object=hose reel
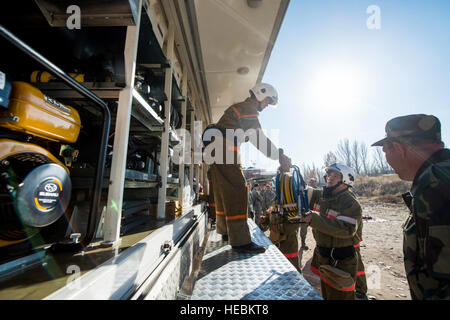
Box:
[275,165,309,223]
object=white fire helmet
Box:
[250,83,278,107]
[324,163,356,187]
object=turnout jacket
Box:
[403,148,450,300]
[216,98,279,160]
[308,188,362,249]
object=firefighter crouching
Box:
[302,163,362,300]
[260,168,308,273]
[261,211,302,273]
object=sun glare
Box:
[307,64,364,113]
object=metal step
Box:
[190,219,322,300]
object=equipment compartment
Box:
[0,81,81,143]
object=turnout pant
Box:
[300,223,308,245]
[355,246,368,294]
[210,163,251,247]
[279,223,301,272]
[311,248,357,300]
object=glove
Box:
[269,213,284,226]
[278,149,291,173]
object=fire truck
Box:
[0,0,320,300]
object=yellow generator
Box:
[0,81,81,248]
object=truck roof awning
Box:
[193,0,290,123]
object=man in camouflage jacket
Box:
[372,114,450,300]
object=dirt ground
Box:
[296,197,412,300]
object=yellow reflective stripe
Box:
[283,175,289,204]
[289,176,295,206]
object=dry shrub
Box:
[353,174,411,200]
[375,194,404,204]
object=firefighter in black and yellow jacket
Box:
[302,163,362,300]
[203,83,292,253]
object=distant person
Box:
[251,184,265,229]
[308,177,318,188]
[302,163,362,300]
[372,114,450,300]
[248,184,254,220]
[262,184,276,213]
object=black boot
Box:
[355,291,369,300]
[222,234,228,242]
[232,242,266,254]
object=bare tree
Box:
[301,163,310,180]
[323,151,337,167]
[301,163,318,181]
[336,138,352,167]
[351,140,362,174]
[360,142,370,175]
[373,147,392,174]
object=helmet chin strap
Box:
[256,101,263,112]
[322,181,343,197]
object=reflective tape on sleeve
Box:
[336,215,357,225]
[231,106,258,120]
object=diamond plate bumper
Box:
[191,219,322,300]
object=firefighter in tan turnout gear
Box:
[354,218,368,299]
[204,83,292,253]
[302,163,363,300]
[263,212,302,272]
[262,167,309,273]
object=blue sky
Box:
[242,0,450,170]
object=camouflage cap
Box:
[371,114,442,146]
